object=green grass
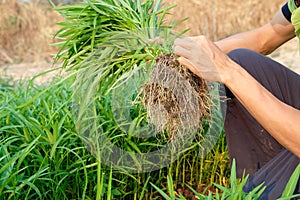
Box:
[0,78,93,199]
[0,77,230,199]
[151,159,300,200]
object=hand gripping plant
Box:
[54,0,216,172]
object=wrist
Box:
[219,57,240,85]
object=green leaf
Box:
[150,182,171,200]
[280,164,300,198]
[107,167,113,200]
[230,159,237,193]
[139,176,151,200]
[185,184,206,198]
[167,174,175,200]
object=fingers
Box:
[173,44,191,59]
[172,36,223,82]
[173,37,194,50]
[177,56,194,71]
[173,36,206,79]
[173,37,198,59]
[173,37,195,70]
[178,57,202,77]
[177,57,202,78]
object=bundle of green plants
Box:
[52,0,220,174]
[53,0,182,68]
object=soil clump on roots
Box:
[141,54,212,141]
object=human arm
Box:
[173,36,300,158]
[215,9,296,54]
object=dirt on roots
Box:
[141,54,212,140]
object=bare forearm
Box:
[215,31,265,54]
[215,10,295,55]
[173,35,300,157]
[224,61,300,157]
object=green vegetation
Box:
[151,160,300,200]
[0,77,229,199]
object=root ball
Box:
[141,54,212,140]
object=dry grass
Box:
[0,0,61,64]
[0,0,287,64]
[164,0,287,39]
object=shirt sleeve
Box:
[282,2,292,22]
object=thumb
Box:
[178,57,202,78]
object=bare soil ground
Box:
[0,61,64,85]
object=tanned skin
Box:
[173,9,300,158]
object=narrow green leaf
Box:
[230,159,237,193]
[0,136,39,175]
[150,182,171,200]
[139,176,151,200]
[281,164,300,198]
[167,174,175,200]
[107,167,113,200]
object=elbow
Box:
[257,39,278,55]
[260,47,276,55]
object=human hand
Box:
[173,36,232,83]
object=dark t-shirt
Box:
[282,2,292,22]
